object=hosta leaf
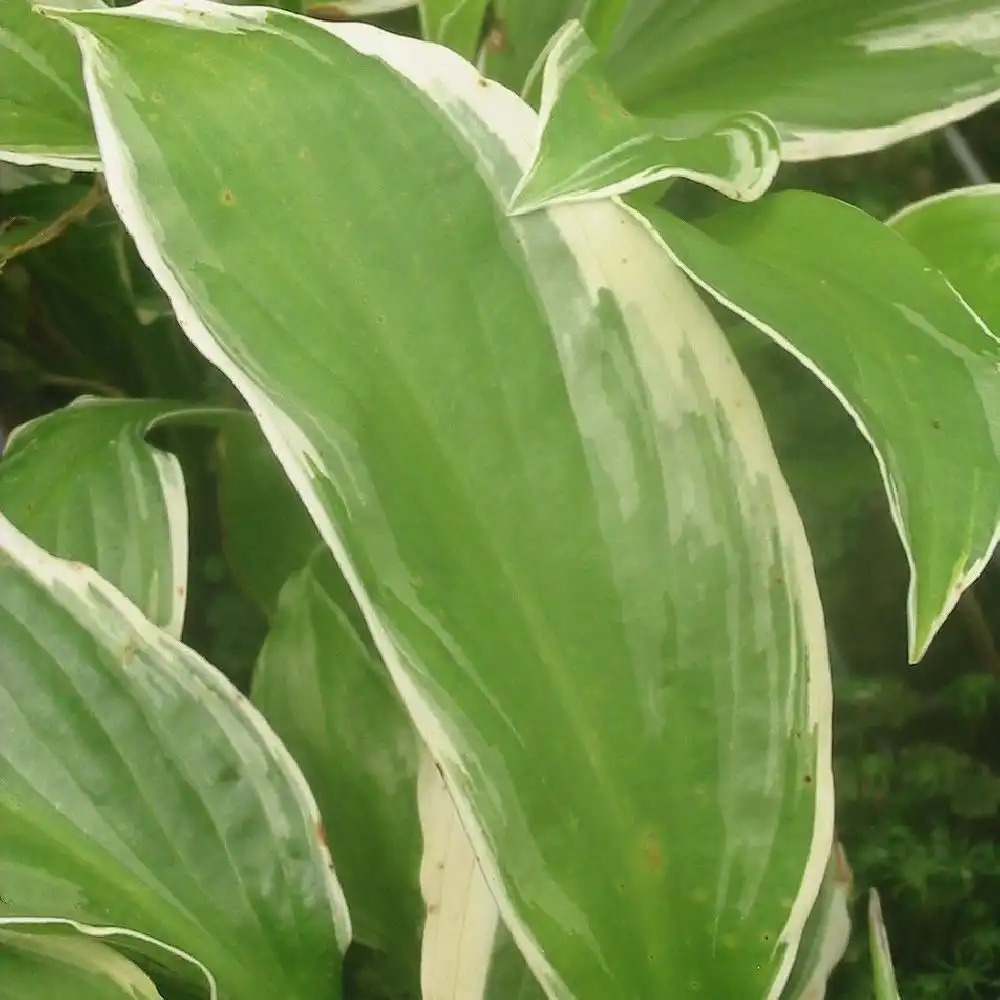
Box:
[0,0,97,169]
[604,1,1000,161]
[508,20,779,214]
[0,397,188,634]
[252,548,423,986]
[645,191,1000,661]
[0,513,349,1000]
[419,0,487,59]
[217,415,320,615]
[868,892,902,1000]
[0,931,164,1000]
[53,3,833,998]
[889,184,1000,334]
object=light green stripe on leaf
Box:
[49,3,833,997]
[644,192,1000,662]
[419,0,487,59]
[868,891,902,1000]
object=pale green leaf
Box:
[889,184,1000,335]
[645,191,1000,661]
[868,891,902,1000]
[508,20,779,214]
[0,397,189,635]
[419,0,487,59]
[217,415,320,615]
[53,4,833,997]
[0,0,97,169]
[604,1,1000,160]
[0,930,164,1000]
[0,512,349,1000]
[252,548,423,986]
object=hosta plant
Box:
[3,2,1000,998]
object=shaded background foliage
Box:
[1,43,998,1000]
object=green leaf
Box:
[53,4,834,998]
[508,20,780,214]
[252,548,423,986]
[645,191,1000,661]
[217,415,320,615]
[603,0,1000,160]
[0,930,164,1000]
[889,184,1000,335]
[0,178,103,267]
[0,512,349,1000]
[419,0,487,59]
[0,397,189,634]
[868,891,902,1000]
[0,0,97,169]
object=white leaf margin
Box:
[46,5,835,999]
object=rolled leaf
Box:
[0,0,97,169]
[603,0,1000,160]
[508,21,780,214]
[0,930,164,1000]
[889,184,1000,333]
[51,4,833,998]
[0,397,189,634]
[0,512,349,1000]
[252,548,423,985]
[645,191,1000,661]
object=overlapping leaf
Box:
[646,191,1000,660]
[0,397,188,633]
[252,548,423,988]
[51,4,833,998]
[0,512,349,1000]
[508,21,780,214]
[0,0,97,169]
[0,931,164,1000]
[602,0,1000,160]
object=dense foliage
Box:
[2,3,1000,999]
